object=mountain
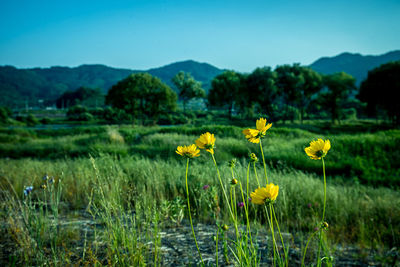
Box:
[309,50,400,85]
[147,60,224,90]
[0,60,224,108]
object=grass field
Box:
[0,120,399,266]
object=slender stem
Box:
[239,182,250,231]
[231,186,242,263]
[256,163,279,264]
[321,157,327,223]
[185,158,204,266]
[272,205,288,267]
[269,204,276,266]
[301,230,319,267]
[216,227,219,267]
[259,139,269,184]
[317,157,327,266]
[211,154,235,221]
[252,162,261,187]
[246,162,250,218]
[211,154,241,263]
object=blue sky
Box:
[0,0,399,72]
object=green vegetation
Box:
[106,73,177,123]
[208,70,245,118]
[275,64,323,123]
[1,122,398,186]
[0,120,399,265]
[56,86,104,109]
[0,60,223,108]
[2,57,400,127]
[359,61,400,124]
[172,71,205,111]
[1,52,400,265]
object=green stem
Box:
[216,227,219,267]
[246,162,250,218]
[321,157,327,223]
[231,186,242,263]
[239,182,251,237]
[211,154,241,263]
[317,157,327,266]
[252,162,261,187]
[272,205,288,267]
[259,139,269,184]
[185,158,204,266]
[301,230,319,267]
[237,176,256,266]
[211,154,235,221]
[269,204,276,266]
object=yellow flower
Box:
[250,183,279,204]
[176,144,200,158]
[305,139,331,160]
[242,118,272,143]
[195,132,216,154]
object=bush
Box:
[90,107,104,118]
[26,114,39,126]
[0,107,12,123]
[40,117,52,124]
[342,108,357,120]
[158,113,189,125]
[103,107,132,122]
[77,112,94,121]
[67,105,88,121]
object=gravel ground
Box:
[157,223,398,266]
[1,216,398,266]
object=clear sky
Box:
[0,0,399,72]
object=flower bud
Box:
[228,159,237,168]
[250,153,258,162]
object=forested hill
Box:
[0,60,223,107]
[147,60,224,90]
[309,50,400,85]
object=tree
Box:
[66,105,94,121]
[0,106,12,124]
[106,73,177,123]
[275,64,323,123]
[245,67,278,118]
[56,86,103,109]
[208,70,244,118]
[319,72,356,123]
[358,61,400,124]
[172,71,205,111]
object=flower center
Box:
[316,150,324,158]
[257,131,266,139]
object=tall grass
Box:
[1,124,398,186]
[1,155,398,248]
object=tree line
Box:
[51,61,400,125]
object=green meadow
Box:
[0,121,399,266]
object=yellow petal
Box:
[256,118,267,131]
[324,139,331,153]
[195,139,205,149]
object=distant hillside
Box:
[309,50,400,85]
[147,60,224,90]
[0,60,223,108]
